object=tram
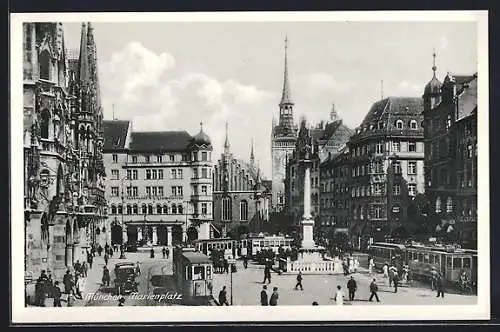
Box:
[241,235,294,258]
[194,238,240,259]
[172,246,213,305]
[368,242,406,271]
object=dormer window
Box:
[395,120,404,129]
[410,120,418,130]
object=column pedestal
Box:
[152,226,158,245]
[138,227,143,242]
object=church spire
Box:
[432,48,437,77]
[330,103,338,122]
[78,22,89,84]
[224,121,230,154]
[250,138,255,164]
[280,36,293,105]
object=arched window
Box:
[240,200,248,221]
[222,197,231,221]
[163,204,169,214]
[141,204,147,214]
[157,204,162,214]
[171,204,177,214]
[178,205,183,214]
[40,109,50,139]
[126,204,132,215]
[133,204,138,214]
[148,204,153,214]
[410,120,418,129]
[111,205,117,214]
[435,197,442,213]
[446,197,453,213]
[117,204,123,215]
[395,120,404,129]
[39,50,51,80]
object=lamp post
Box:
[119,177,128,259]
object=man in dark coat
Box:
[369,278,380,302]
[295,271,303,290]
[347,276,357,301]
[260,285,268,305]
[74,260,82,274]
[243,255,248,269]
[436,275,445,298]
[63,270,74,294]
[262,265,271,284]
[269,287,279,306]
[218,286,229,305]
[393,272,400,293]
[52,281,62,307]
[162,247,166,259]
[87,252,93,269]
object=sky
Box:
[63,21,477,179]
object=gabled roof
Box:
[129,131,193,152]
[102,120,130,151]
[457,75,477,121]
[361,97,423,127]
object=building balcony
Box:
[119,195,186,201]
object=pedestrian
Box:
[82,261,88,277]
[104,253,109,266]
[368,257,374,275]
[347,276,357,301]
[223,259,229,274]
[52,281,62,307]
[97,244,103,256]
[63,269,74,295]
[150,248,155,259]
[166,247,170,259]
[102,266,110,287]
[45,272,53,298]
[118,297,126,306]
[74,260,82,275]
[243,255,248,269]
[218,286,230,306]
[260,285,268,306]
[34,279,45,306]
[135,261,141,276]
[436,275,445,298]
[393,272,400,293]
[269,287,279,306]
[262,265,271,284]
[75,273,84,299]
[162,247,166,259]
[66,290,75,307]
[342,259,349,276]
[109,247,114,258]
[105,243,109,254]
[294,271,303,290]
[383,263,389,278]
[91,245,96,258]
[334,285,344,305]
[369,278,380,302]
[88,252,93,269]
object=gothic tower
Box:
[271,37,298,212]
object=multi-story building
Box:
[422,54,477,248]
[23,22,106,282]
[271,38,298,212]
[213,125,271,238]
[347,96,425,245]
[319,146,351,240]
[102,121,214,247]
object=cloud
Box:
[397,80,422,95]
[306,73,355,95]
[99,42,276,177]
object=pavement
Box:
[211,259,478,306]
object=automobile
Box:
[124,241,138,252]
[114,262,139,295]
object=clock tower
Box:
[271,36,298,212]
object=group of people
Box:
[331,277,381,304]
[260,285,279,306]
[341,255,360,275]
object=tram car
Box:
[406,244,475,287]
[194,238,240,259]
[368,242,406,272]
[241,235,294,259]
[172,246,213,305]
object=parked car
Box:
[114,262,138,295]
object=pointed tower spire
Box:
[330,103,338,122]
[250,138,255,164]
[432,48,437,77]
[78,22,89,84]
[224,121,230,154]
[280,36,293,105]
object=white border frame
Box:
[10,10,490,323]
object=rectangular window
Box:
[132,187,138,197]
[408,161,417,175]
[158,186,163,197]
[409,142,417,152]
[157,155,162,163]
[126,170,132,180]
[152,186,158,197]
[393,161,402,174]
[178,186,183,196]
[146,187,151,197]
[111,169,119,180]
[178,169,183,179]
[392,142,400,152]
[158,169,163,179]
[146,169,151,180]
[112,154,118,163]
[170,154,175,162]
[193,168,198,179]
[171,186,176,196]
[171,169,177,179]
[202,203,207,215]
[202,152,208,161]
[152,169,157,180]
[408,184,416,197]
[201,185,207,195]
[202,168,208,178]
[182,154,188,162]
[126,186,132,197]
[145,155,150,163]
[393,184,400,195]
[111,187,119,197]
[376,142,384,154]
[193,185,199,195]
[132,155,137,163]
